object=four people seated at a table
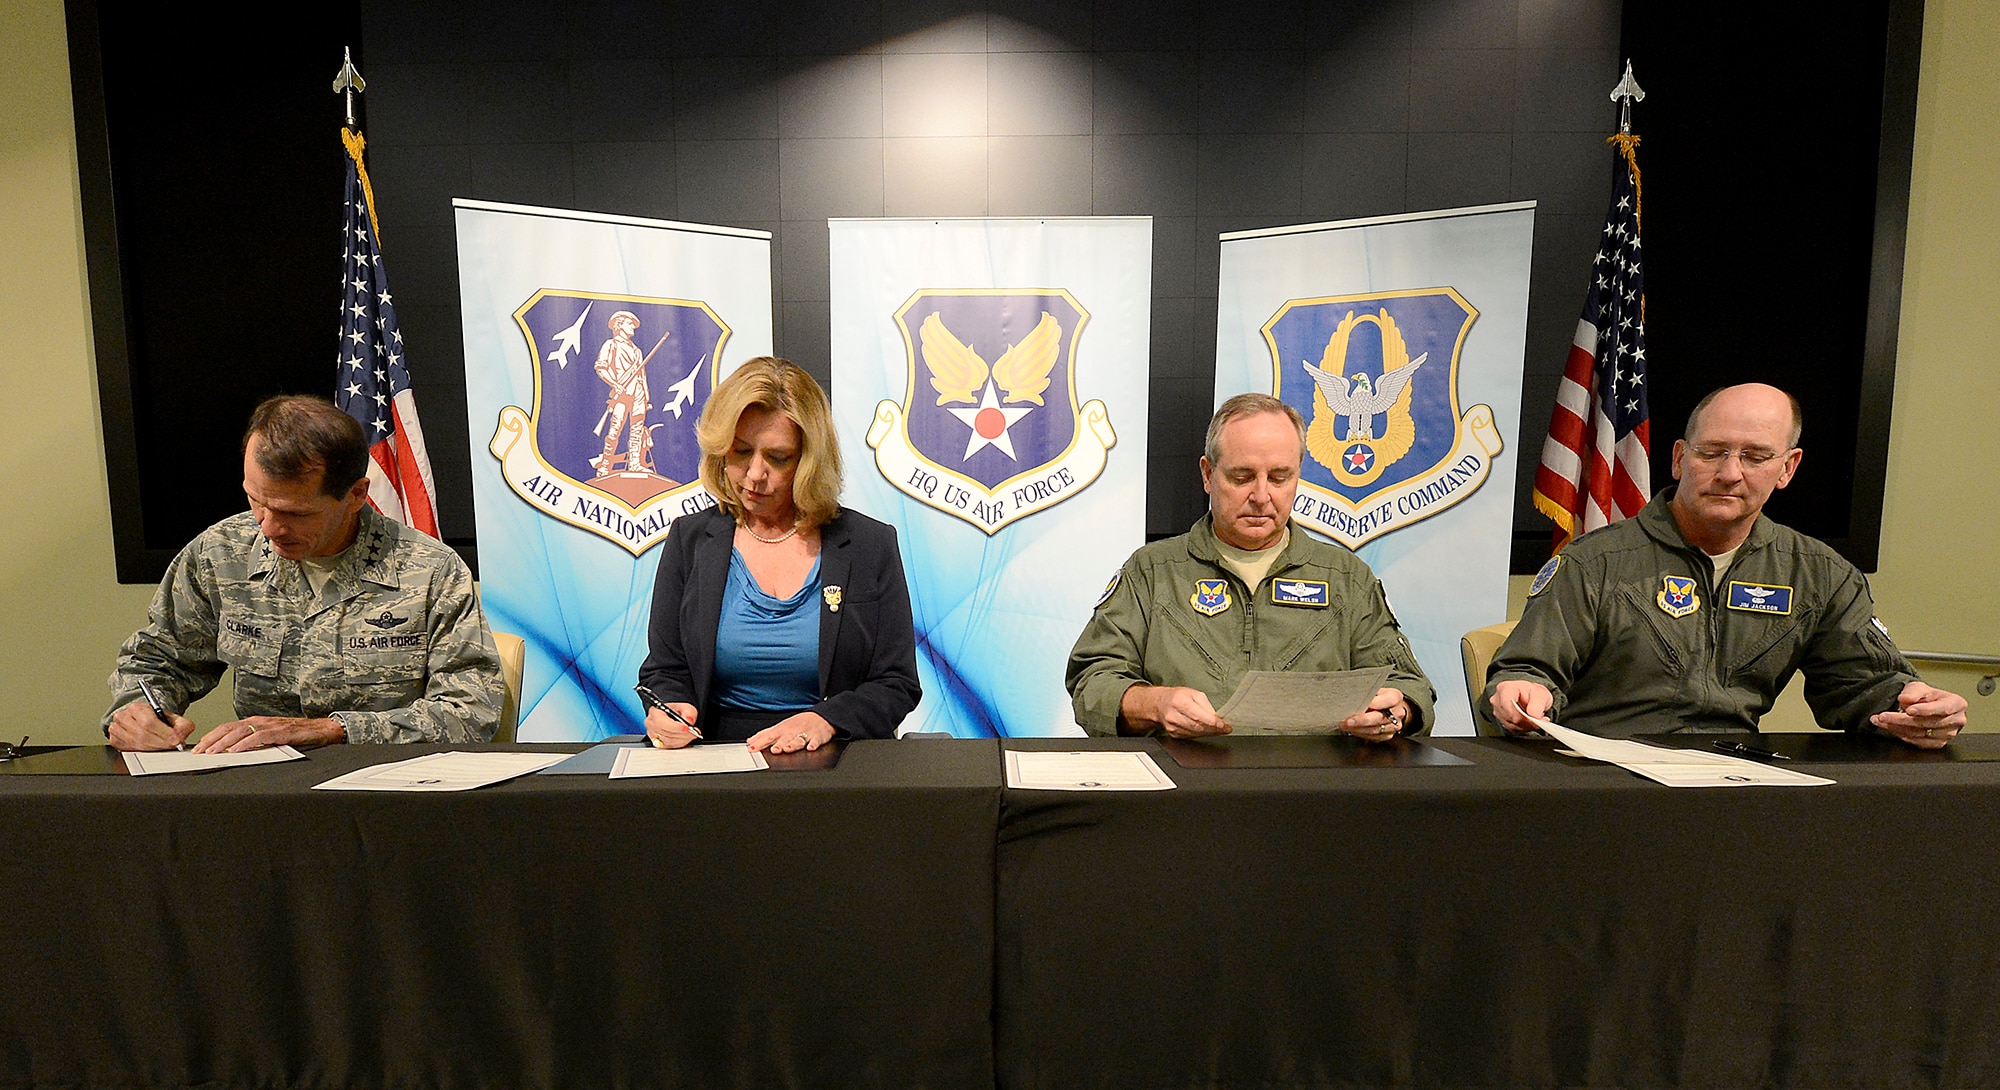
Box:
[104,381,1966,751]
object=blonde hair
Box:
[696,357,843,529]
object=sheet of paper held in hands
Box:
[610,744,769,778]
[312,751,568,792]
[122,746,305,776]
[1533,719,1834,787]
[1005,750,1176,791]
[1215,666,1393,733]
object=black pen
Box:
[137,678,188,751]
[635,685,702,743]
[1712,739,1789,761]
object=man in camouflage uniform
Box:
[105,395,501,752]
[1485,383,1967,748]
[1067,393,1434,739]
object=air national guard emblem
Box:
[1657,575,1700,618]
[490,290,729,555]
[1264,289,1506,548]
[867,289,1116,534]
[1191,579,1232,616]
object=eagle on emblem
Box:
[1302,308,1426,476]
[920,311,1061,407]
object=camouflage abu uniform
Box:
[1066,516,1435,736]
[104,505,501,743]
[1482,489,1916,735]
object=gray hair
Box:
[1203,393,1305,465]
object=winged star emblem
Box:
[920,310,1061,460]
[1745,586,1774,601]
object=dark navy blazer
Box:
[637,505,921,739]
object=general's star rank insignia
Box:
[1190,578,1232,616]
[1656,575,1700,618]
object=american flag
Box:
[1532,133,1649,552]
[334,126,439,538]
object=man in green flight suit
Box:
[1486,382,1967,747]
[1066,393,1435,739]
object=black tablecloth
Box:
[0,740,1002,1090]
[995,736,2000,1090]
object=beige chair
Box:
[491,630,526,744]
[1458,621,1517,737]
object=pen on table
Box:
[137,678,188,751]
[1711,739,1789,761]
[635,685,702,744]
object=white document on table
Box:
[122,746,305,776]
[312,751,568,792]
[1535,719,1834,787]
[1214,666,1393,733]
[1005,750,1176,791]
[609,744,769,778]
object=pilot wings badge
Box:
[1265,288,1506,548]
[867,289,1116,534]
[489,290,729,555]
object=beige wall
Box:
[6,0,1995,745]
[1,0,238,743]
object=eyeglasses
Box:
[1686,445,1789,468]
[0,736,27,762]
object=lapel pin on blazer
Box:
[823,585,843,613]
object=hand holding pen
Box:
[635,685,702,749]
[105,679,197,752]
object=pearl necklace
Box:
[740,522,800,545]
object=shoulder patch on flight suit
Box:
[1656,575,1700,618]
[1726,581,1793,615]
[1528,555,1561,597]
[1095,572,1121,609]
[1269,579,1328,608]
[1190,579,1232,616]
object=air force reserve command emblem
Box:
[1264,289,1505,548]
[867,289,1116,534]
[489,290,729,555]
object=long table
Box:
[6,735,2000,1090]
[0,740,1001,1090]
[996,735,2000,1090]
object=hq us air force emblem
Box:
[867,289,1116,534]
[489,291,729,555]
[1265,288,1507,548]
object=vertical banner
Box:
[1214,203,1533,736]
[456,199,773,740]
[831,218,1152,736]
